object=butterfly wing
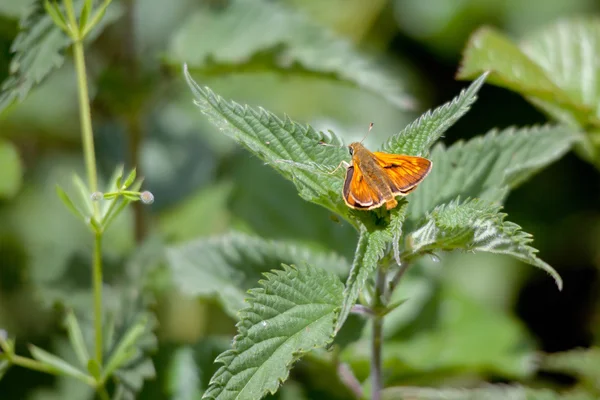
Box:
[372,152,432,195]
[342,163,385,210]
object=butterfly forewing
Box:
[372,152,432,194]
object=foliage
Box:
[165,232,349,318]
[202,265,343,400]
[0,1,598,400]
[459,17,600,167]
[168,0,415,111]
[0,0,123,114]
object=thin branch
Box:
[370,267,386,400]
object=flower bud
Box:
[90,192,103,201]
[140,191,154,205]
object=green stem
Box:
[72,40,99,217]
[73,36,104,370]
[370,267,386,400]
[93,232,104,366]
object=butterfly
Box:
[339,141,432,210]
[321,123,432,211]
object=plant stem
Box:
[73,36,104,369]
[93,232,104,365]
[72,40,99,216]
[383,261,411,304]
[370,267,386,400]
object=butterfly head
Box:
[348,142,362,156]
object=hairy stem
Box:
[93,232,103,365]
[73,40,99,215]
[370,267,386,400]
[73,36,104,371]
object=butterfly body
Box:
[342,142,432,211]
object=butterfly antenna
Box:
[318,141,338,147]
[359,122,374,144]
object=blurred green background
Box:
[1,0,599,399]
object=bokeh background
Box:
[0,0,599,399]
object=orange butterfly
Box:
[328,124,432,211]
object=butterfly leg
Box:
[328,160,350,175]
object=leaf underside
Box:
[171,0,415,110]
[406,198,562,290]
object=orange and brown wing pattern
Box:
[372,152,432,194]
[342,163,385,210]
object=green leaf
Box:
[28,344,93,384]
[87,359,101,380]
[0,0,124,114]
[382,385,596,400]
[44,1,70,34]
[81,0,115,38]
[541,347,600,390]
[166,232,349,318]
[336,225,391,332]
[520,18,600,121]
[72,174,94,216]
[407,124,580,221]
[202,265,343,400]
[0,359,10,380]
[458,20,600,128]
[122,167,137,189]
[64,310,90,368]
[184,67,350,218]
[0,1,71,114]
[170,0,415,110]
[78,0,92,31]
[405,198,562,290]
[168,347,202,400]
[103,316,149,380]
[56,184,87,223]
[381,73,488,156]
[106,312,158,399]
[0,138,23,199]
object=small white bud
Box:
[140,191,154,205]
[90,192,103,201]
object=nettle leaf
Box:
[184,66,350,218]
[202,265,343,400]
[381,385,596,400]
[0,0,123,114]
[170,0,415,110]
[381,72,488,156]
[405,198,562,290]
[541,347,600,390]
[407,124,579,220]
[166,232,349,318]
[458,19,600,128]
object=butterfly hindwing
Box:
[343,164,384,210]
[372,152,432,194]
